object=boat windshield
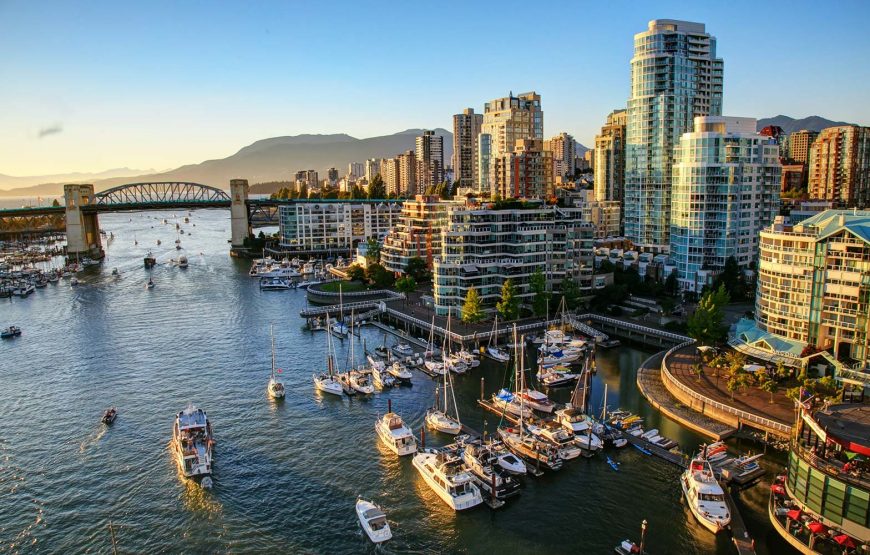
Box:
[368,515,388,530]
[699,493,725,502]
[450,483,470,497]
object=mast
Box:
[601,383,608,421]
[326,312,335,376]
[270,324,276,380]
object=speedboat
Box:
[392,343,414,357]
[172,404,215,489]
[537,366,580,387]
[681,455,731,533]
[375,412,417,456]
[356,498,392,544]
[349,370,375,395]
[518,389,555,413]
[1,326,22,339]
[491,389,531,419]
[456,350,480,368]
[412,450,483,511]
[424,359,448,375]
[102,407,117,424]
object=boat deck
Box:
[620,429,688,468]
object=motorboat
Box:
[444,354,468,374]
[537,365,580,387]
[101,407,117,425]
[1,326,22,339]
[375,412,417,456]
[486,345,510,363]
[178,256,189,269]
[369,360,396,389]
[111,267,120,276]
[70,277,79,286]
[554,407,603,451]
[518,389,555,413]
[424,359,448,375]
[172,404,215,489]
[349,370,375,395]
[412,450,483,511]
[146,279,154,289]
[457,439,522,499]
[267,325,286,400]
[498,426,563,472]
[144,253,156,268]
[260,277,291,291]
[392,343,414,357]
[331,320,349,338]
[355,498,392,544]
[527,422,584,460]
[386,362,412,384]
[681,455,731,533]
[456,350,479,368]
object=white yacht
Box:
[491,389,531,419]
[554,407,603,451]
[424,359,448,375]
[425,356,462,436]
[526,422,583,460]
[458,439,522,500]
[412,450,483,511]
[392,343,414,357]
[681,455,731,534]
[267,325,285,400]
[375,412,417,456]
[172,404,215,488]
[260,277,291,290]
[356,498,392,544]
[313,314,344,396]
[518,389,555,413]
[386,361,412,384]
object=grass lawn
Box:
[318,280,368,293]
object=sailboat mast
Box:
[270,324,276,379]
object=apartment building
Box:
[594,109,627,204]
[380,195,452,274]
[278,200,402,253]
[808,126,870,206]
[453,109,483,191]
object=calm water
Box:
[0,209,791,554]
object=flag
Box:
[277,368,282,373]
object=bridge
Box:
[0,179,282,256]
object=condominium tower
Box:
[453,108,483,190]
[479,92,543,194]
[594,109,627,203]
[808,126,870,207]
[787,129,819,164]
[415,131,444,192]
[670,117,781,292]
[544,132,576,181]
[624,19,724,252]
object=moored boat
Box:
[375,411,417,456]
[101,407,117,424]
[412,449,483,511]
[681,454,731,533]
[1,325,22,339]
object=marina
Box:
[0,209,795,554]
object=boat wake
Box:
[78,426,108,453]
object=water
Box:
[0,209,791,554]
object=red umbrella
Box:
[770,484,785,495]
[807,521,827,534]
[786,509,802,521]
[833,534,856,549]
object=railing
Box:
[661,341,793,435]
[582,313,692,343]
[793,440,870,491]
[299,297,403,317]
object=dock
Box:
[619,428,688,468]
[724,489,757,555]
[477,399,520,426]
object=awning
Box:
[807,521,827,535]
[834,534,857,549]
[786,509,803,521]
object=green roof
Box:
[797,209,870,244]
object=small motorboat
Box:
[146,279,155,289]
[70,277,79,286]
[101,407,117,425]
[356,498,392,544]
[496,449,527,475]
[1,325,22,339]
[111,268,119,276]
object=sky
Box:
[1,0,869,178]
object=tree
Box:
[298,183,308,199]
[691,362,704,382]
[367,174,386,199]
[727,376,740,401]
[529,268,550,317]
[496,279,520,321]
[664,270,679,297]
[365,237,381,263]
[687,284,730,346]
[712,256,747,301]
[405,256,430,282]
[394,276,417,304]
[560,277,583,310]
[346,264,366,282]
[351,184,365,199]
[759,375,779,403]
[365,263,394,289]
[51,198,61,207]
[775,361,790,380]
[461,287,484,323]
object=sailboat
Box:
[341,313,373,394]
[486,315,510,363]
[313,312,344,396]
[267,324,286,400]
[425,332,462,434]
[491,325,532,419]
[554,351,603,453]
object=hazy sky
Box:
[1,0,868,177]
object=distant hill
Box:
[0,168,155,197]
[756,115,855,134]
[0,129,453,197]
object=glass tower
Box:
[625,19,724,251]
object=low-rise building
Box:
[559,188,621,238]
[278,200,402,253]
[432,200,595,315]
[380,195,452,274]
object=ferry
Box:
[172,404,215,488]
[412,450,483,511]
[681,455,731,533]
[375,412,417,456]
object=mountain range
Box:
[1,115,856,197]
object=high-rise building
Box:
[544,132,576,181]
[808,126,870,206]
[397,150,417,196]
[294,169,319,191]
[594,109,627,203]
[482,92,543,160]
[364,159,380,183]
[477,133,492,196]
[787,129,819,164]
[670,117,781,292]
[625,19,724,252]
[380,158,399,196]
[432,200,595,315]
[415,131,444,192]
[380,195,453,274]
[278,200,403,253]
[327,167,339,186]
[731,211,870,369]
[347,162,364,181]
[492,139,554,199]
[453,108,483,191]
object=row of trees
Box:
[460,269,583,324]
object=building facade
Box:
[747,211,870,367]
[482,92,543,191]
[347,162,364,181]
[416,130,444,192]
[397,150,417,196]
[364,159,381,184]
[380,195,452,274]
[788,129,820,164]
[432,200,595,315]
[544,132,576,181]
[477,133,493,196]
[808,126,870,207]
[453,108,483,191]
[625,19,724,252]
[670,116,781,292]
[594,109,627,203]
[278,200,402,253]
[560,188,622,239]
[781,163,807,195]
[492,139,554,200]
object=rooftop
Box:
[796,210,870,244]
[814,403,870,453]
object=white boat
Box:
[527,422,583,460]
[458,439,522,499]
[313,313,344,396]
[681,455,731,533]
[145,278,154,289]
[355,499,392,544]
[456,350,479,368]
[425,343,462,435]
[518,389,555,413]
[371,365,396,389]
[375,412,417,456]
[491,388,531,419]
[537,368,580,388]
[331,320,348,338]
[424,359,448,375]
[349,370,374,395]
[444,353,468,374]
[498,426,563,472]
[554,408,603,451]
[172,404,215,488]
[260,277,290,290]
[178,256,189,269]
[386,361,412,384]
[412,450,483,511]
[267,325,286,400]
[392,343,414,357]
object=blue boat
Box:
[606,456,619,471]
[632,443,652,455]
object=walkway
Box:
[636,352,736,440]
[666,345,794,427]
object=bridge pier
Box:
[230,179,251,255]
[64,184,103,259]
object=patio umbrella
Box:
[786,509,802,521]
[770,484,785,495]
[807,521,827,535]
[833,534,856,549]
